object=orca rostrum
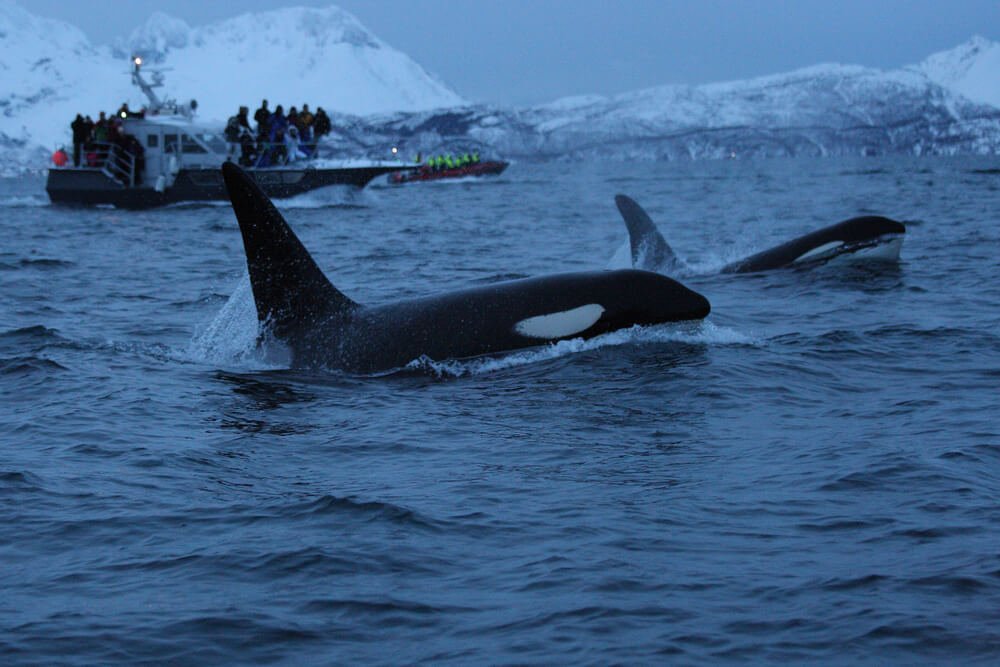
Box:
[614,194,906,274]
[222,163,711,373]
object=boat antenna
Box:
[130,56,194,118]
[131,56,163,110]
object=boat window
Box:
[147,134,159,148]
[164,134,179,153]
[199,133,228,153]
[181,134,208,154]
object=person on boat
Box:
[83,115,94,146]
[298,104,314,140]
[313,107,331,139]
[254,100,270,137]
[268,105,289,164]
[224,112,243,158]
[239,130,257,167]
[285,124,307,163]
[52,147,68,167]
[252,101,269,162]
[472,151,480,163]
[93,112,109,143]
[237,106,252,132]
[123,133,145,186]
[70,114,87,166]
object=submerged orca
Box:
[614,194,906,274]
[221,163,710,373]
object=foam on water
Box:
[406,320,756,377]
[0,194,48,207]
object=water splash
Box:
[406,320,756,377]
[187,275,287,368]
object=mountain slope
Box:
[325,51,1000,161]
[0,1,463,163]
[916,35,1000,109]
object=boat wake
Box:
[276,185,372,209]
[0,194,49,208]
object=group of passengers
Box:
[424,151,481,171]
[227,100,333,167]
[68,107,145,184]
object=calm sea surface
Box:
[1,157,999,664]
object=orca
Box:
[221,163,711,373]
[614,194,905,274]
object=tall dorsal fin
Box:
[222,162,358,339]
[614,195,683,273]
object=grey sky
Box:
[26,0,1000,106]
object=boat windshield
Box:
[180,132,227,154]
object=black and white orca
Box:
[221,163,711,373]
[614,194,906,274]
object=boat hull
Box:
[46,165,404,209]
[389,161,508,184]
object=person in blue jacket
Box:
[268,105,289,164]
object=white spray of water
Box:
[186,274,288,368]
[406,320,758,377]
[606,241,632,270]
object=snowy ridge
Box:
[324,53,1000,162]
[1,0,999,171]
[916,35,1000,109]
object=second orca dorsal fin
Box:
[614,195,683,273]
[222,162,358,339]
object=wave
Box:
[0,355,68,376]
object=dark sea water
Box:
[1,157,999,664]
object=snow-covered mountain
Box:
[332,39,1000,162]
[1,0,999,171]
[916,36,1000,109]
[0,0,463,170]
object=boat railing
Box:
[82,142,137,187]
[249,140,319,168]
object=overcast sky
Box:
[26,0,1000,106]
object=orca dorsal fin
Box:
[614,195,683,273]
[222,162,358,338]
